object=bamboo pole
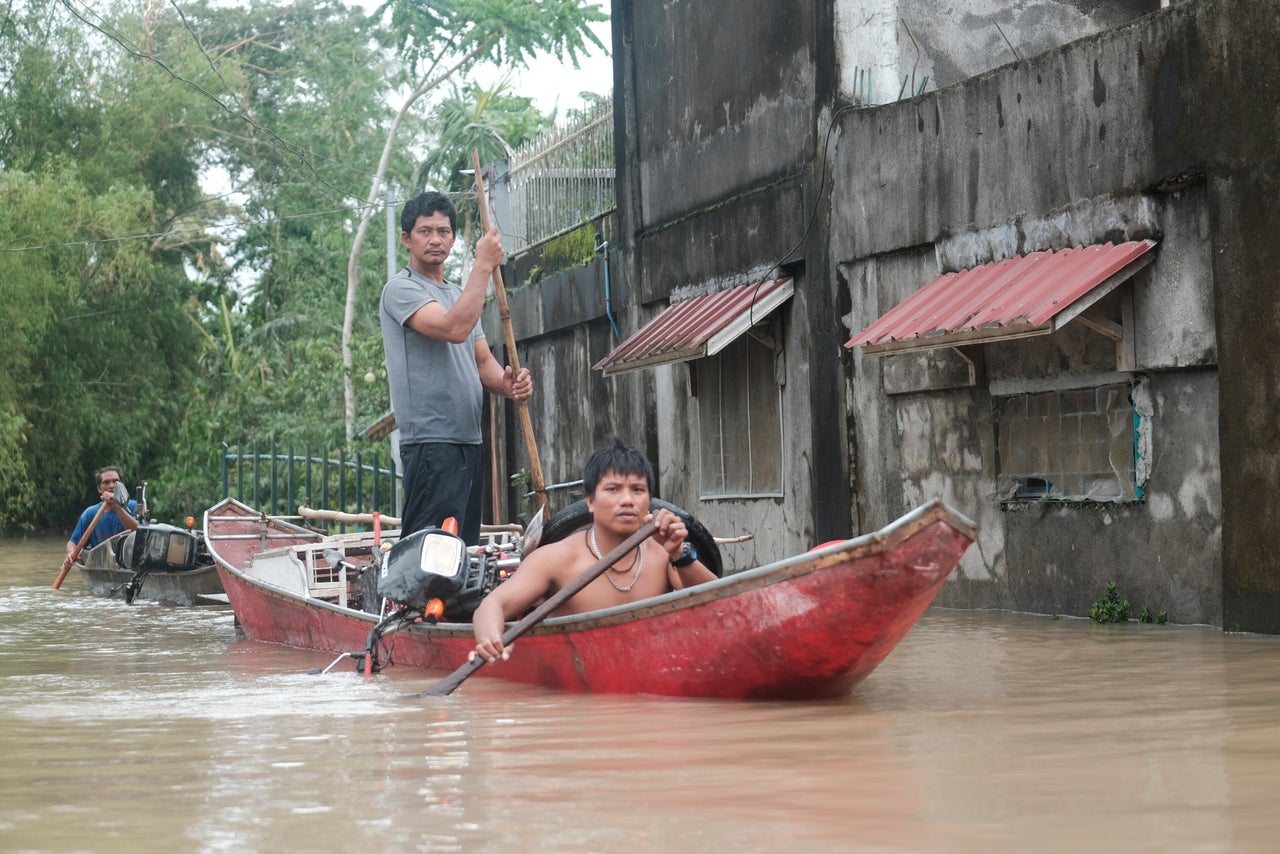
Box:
[296,505,523,534]
[52,503,108,590]
[471,149,548,513]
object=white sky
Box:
[483,4,613,114]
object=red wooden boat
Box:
[204,497,976,700]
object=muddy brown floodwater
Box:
[3,535,1279,852]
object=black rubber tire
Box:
[539,497,723,577]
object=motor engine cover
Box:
[115,524,199,572]
[378,527,468,609]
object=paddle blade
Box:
[520,506,545,557]
[419,657,483,697]
[50,562,73,591]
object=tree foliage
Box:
[340,0,606,441]
[416,78,549,193]
[0,0,608,533]
[1,1,213,529]
[377,0,606,74]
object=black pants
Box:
[399,442,484,545]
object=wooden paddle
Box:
[470,149,547,513]
[420,519,658,697]
[51,502,108,590]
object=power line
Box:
[57,0,381,207]
[0,190,476,254]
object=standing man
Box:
[380,191,533,545]
[62,466,139,571]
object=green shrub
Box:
[1089,582,1130,623]
[1138,606,1168,624]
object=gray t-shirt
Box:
[380,266,486,444]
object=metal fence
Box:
[500,97,614,253]
[220,443,399,532]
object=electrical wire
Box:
[746,102,860,325]
[4,1,470,256]
[58,0,377,206]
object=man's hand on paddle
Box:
[648,507,690,561]
[470,629,511,665]
[468,558,552,664]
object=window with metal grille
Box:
[996,382,1142,503]
[696,333,784,498]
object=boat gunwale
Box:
[205,496,976,638]
[77,562,222,580]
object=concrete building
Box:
[490,0,1280,631]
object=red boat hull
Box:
[206,499,976,700]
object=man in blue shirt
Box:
[62,466,139,571]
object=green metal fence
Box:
[220,442,399,532]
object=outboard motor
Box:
[378,526,515,621]
[333,527,520,676]
[110,522,202,604]
[115,523,200,573]
[378,526,472,616]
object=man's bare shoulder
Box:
[520,531,589,581]
[525,532,586,561]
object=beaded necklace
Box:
[587,526,645,592]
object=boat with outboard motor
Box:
[76,525,222,606]
[203,495,976,700]
[71,482,223,606]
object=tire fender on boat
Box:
[539,498,724,577]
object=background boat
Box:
[77,525,223,606]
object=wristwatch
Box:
[670,541,698,568]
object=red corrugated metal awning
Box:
[595,278,794,376]
[845,240,1156,355]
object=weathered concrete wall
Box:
[629,0,815,227]
[835,0,1159,106]
[834,0,1277,627]
[633,178,809,305]
[937,369,1222,618]
[831,35,1164,255]
[498,0,1279,630]
[592,0,1163,556]
[610,0,842,557]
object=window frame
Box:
[694,327,786,501]
[995,379,1147,508]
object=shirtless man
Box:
[470,439,717,663]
